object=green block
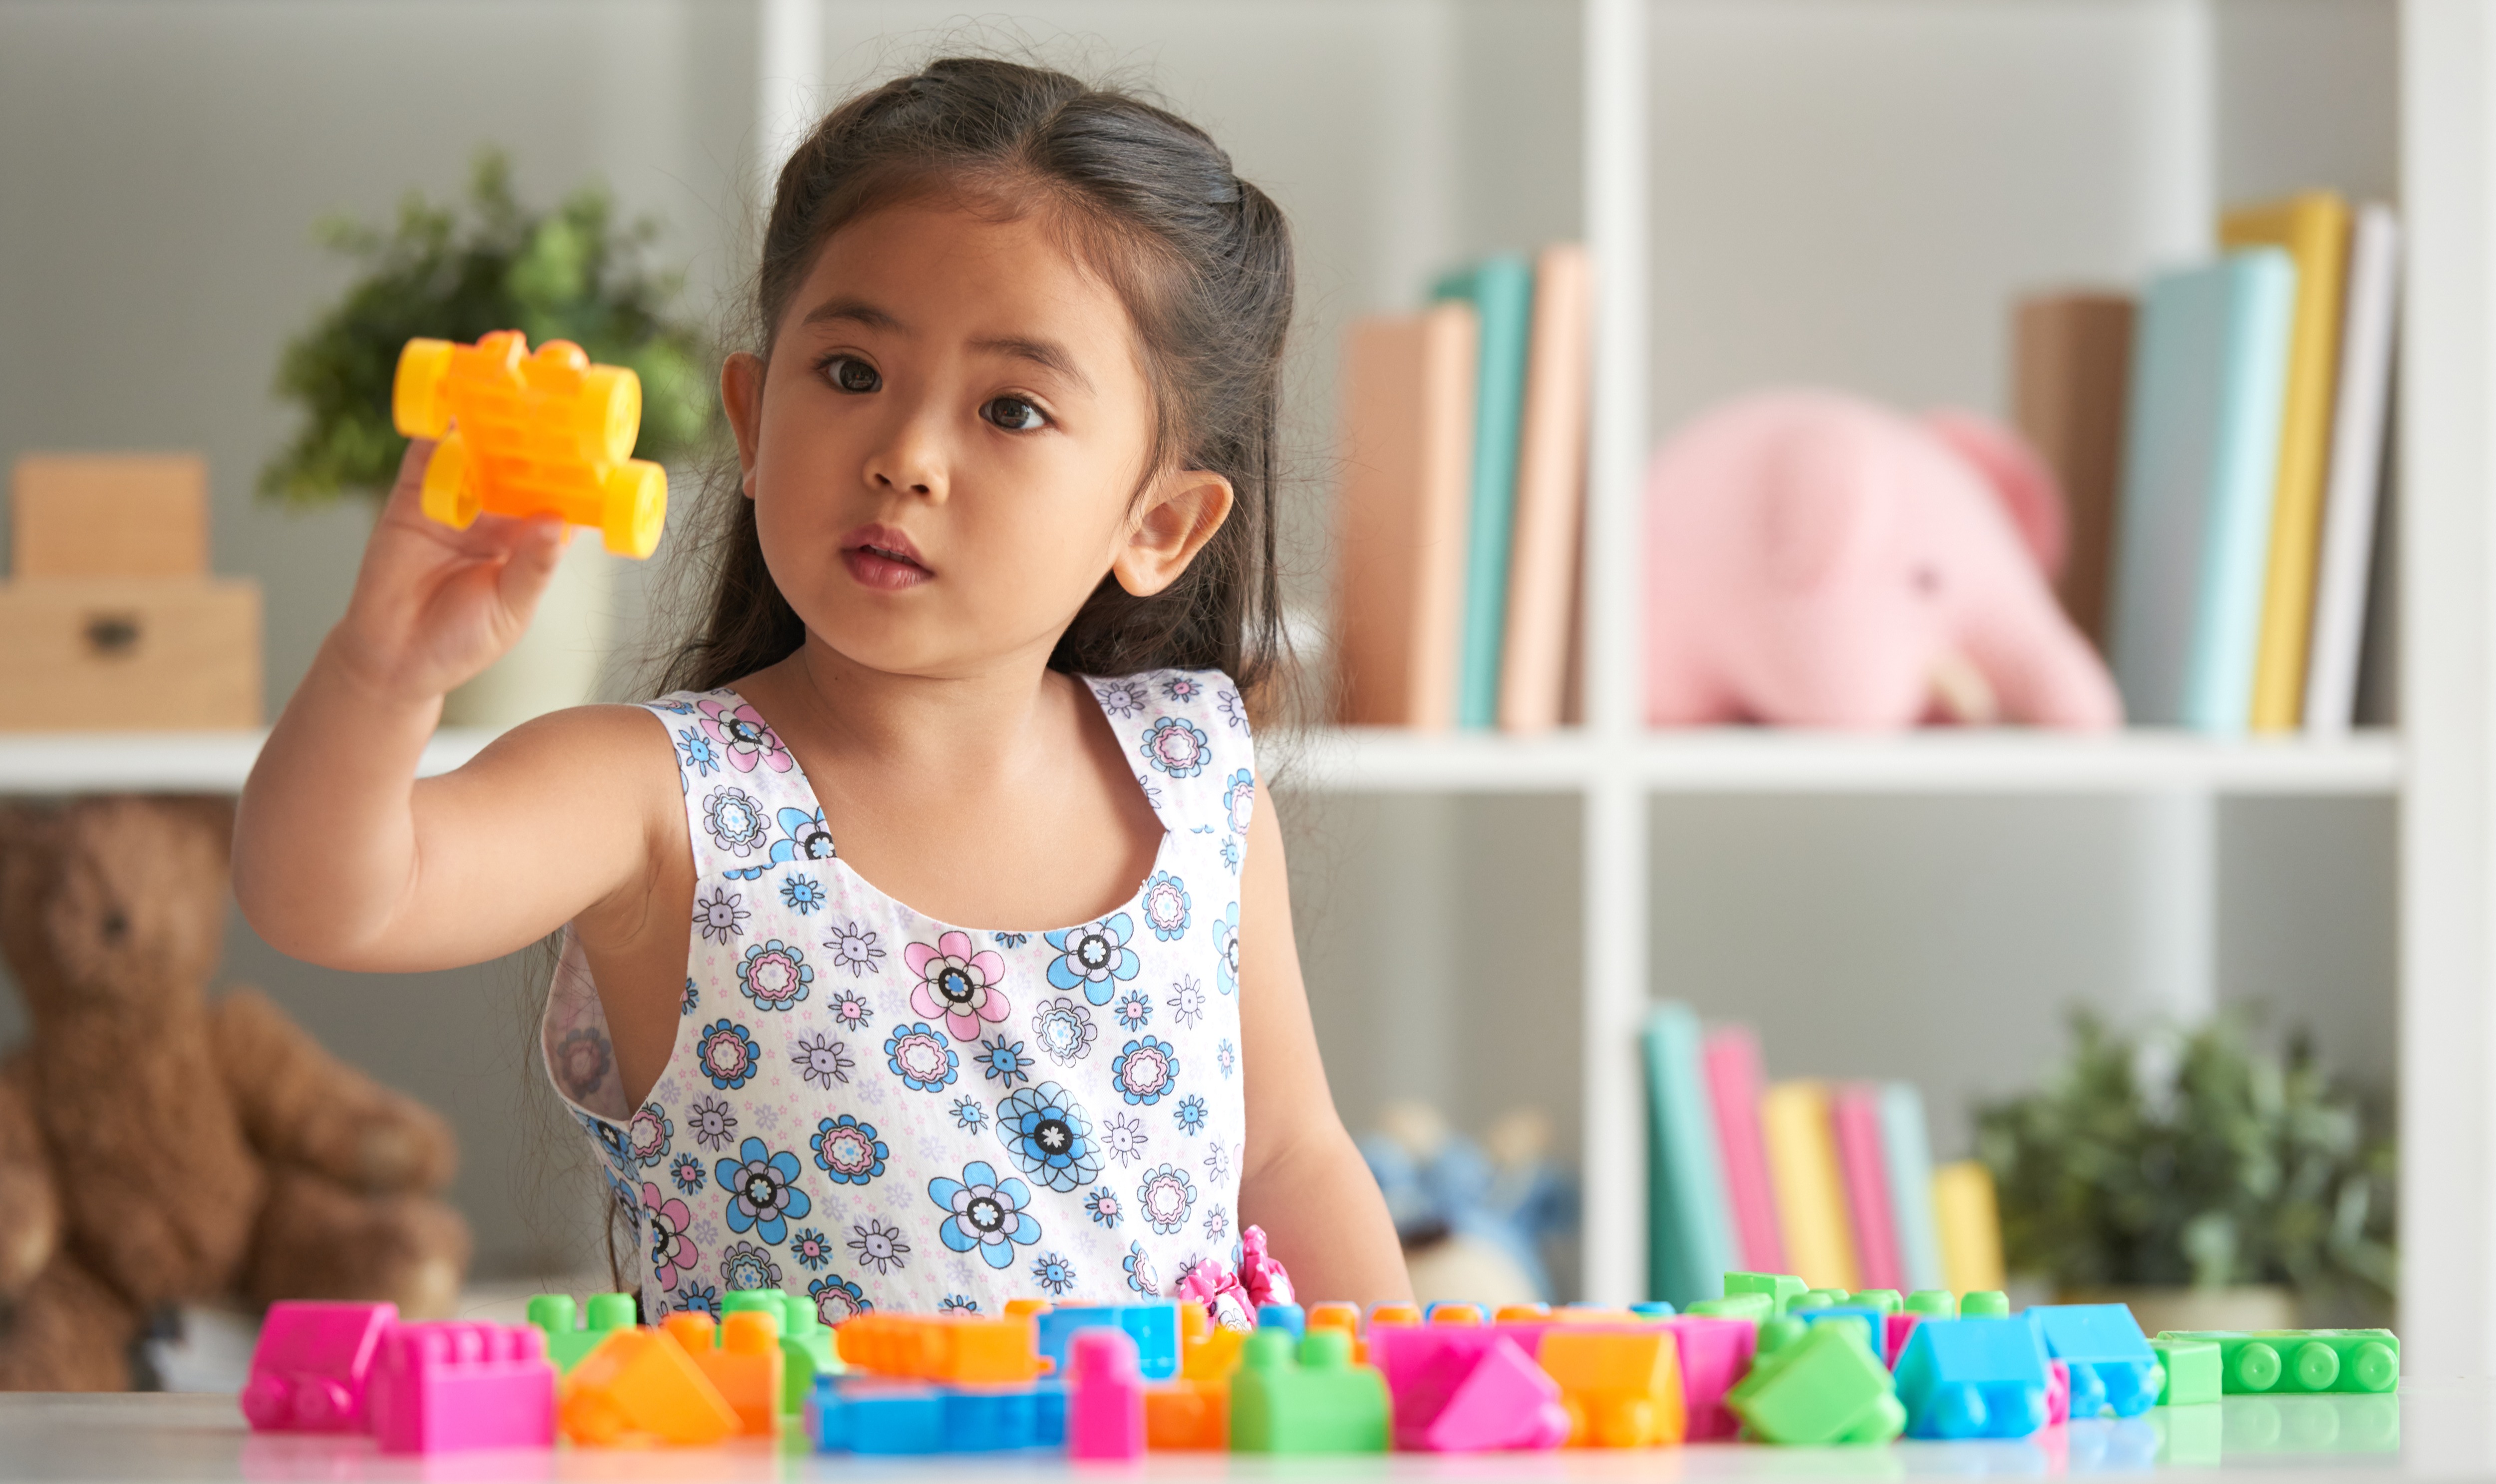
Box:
[1727,1316,1905,1445]
[775,1291,841,1413]
[1230,1329,1388,1453]
[2160,1329,2400,1395]
[528,1292,634,1375]
[1794,1288,1850,1312]
[1959,1290,2011,1318]
[1847,1289,1903,1317]
[1687,1293,1775,1322]
[2151,1336,2222,1406]
[1905,1289,1959,1318]
[721,1288,784,1322]
[1725,1272,1809,1317]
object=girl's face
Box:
[722,199,1232,681]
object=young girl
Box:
[234,57,1409,1324]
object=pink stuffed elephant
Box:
[1644,390,2122,730]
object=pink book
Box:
[1701,1027,1786,1272]
[1497,242,1591,733]
[1831,1083,1905,1292]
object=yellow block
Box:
[2221,191,2352,732]
[1933,1160,2007,1294]
[1760,1081,1860,1292]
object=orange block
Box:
[1004,1298,1052,1318]
[1497,1304,1556,1323]
[835,1314,1049,1383]
[1177,1302,1247,1383]
[1307,1302,1364,1362]
[662,1312,782,1436]
[1540,1330,1686,1448]
[1368,1303,1423,1329]
[559,1329,740,1447]
[1144,1377,1229,1450]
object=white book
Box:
[2303,204,2401,735]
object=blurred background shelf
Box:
[0,729,495,794]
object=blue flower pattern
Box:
[714,1138,812,1244]
[1044,913,1140,1006]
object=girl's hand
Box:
[326,438,570,705]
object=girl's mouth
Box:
[841,525,932,590]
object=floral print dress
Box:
[542,669,1256,1327]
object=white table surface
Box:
[0,1389,2480,1483]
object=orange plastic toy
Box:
[558,1329,739,1447]
[1308,1302,1365,1363]
[661,1311,783,1436]
[1143,1377,1230,1450]
[1540,1330,1688,1448]
[1177,1301,1247,1381]
[835,1314,1051,1383]
[390,331,668,559]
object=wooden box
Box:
[0,579,263,728]
[11,453,209,579]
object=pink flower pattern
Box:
[906,929,1012,1042]
[697,697,794,774]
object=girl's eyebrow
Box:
[971,334,1092,395]
[800,295,902,331]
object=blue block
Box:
[1034,1303,1180,1382]
[942,1386,1042,1450]
[1797,1306,1890,1361]
[1893,1318,2052,1440]
[1629,1301,1678,1320]
[1032,1380,1066,1446]
[1256,1303,1307,1337]
[2030,1304,2162,1418]
[814,1383,946,1454]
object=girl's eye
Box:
[824,355,881,394]
[981,396,1049,432]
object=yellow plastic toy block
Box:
[1178,1300,1248,1381]
[390,331,668,559]
[1541,1329,1687,1447]
[661,1311,784,1436]
[835,1314,1051,1383]
[558,1329,740,1447]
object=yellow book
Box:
[2220,191,2351,732]
[1931,1160,2007,1294]
[1759,1080,1859,1292]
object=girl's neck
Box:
[746,632,1075,783]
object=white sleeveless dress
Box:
[541,670,1254,1327]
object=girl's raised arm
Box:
[234,439,676,972]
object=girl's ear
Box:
[721,351,766,500]
[1113,468,1234,597]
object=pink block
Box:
[2046,1359,2070,1427]
[1660,1316,1757,1442]
[241,1301,398,1433]
[1067,1328,1146,1461]
[1884,1313,1926,1370]
[365,1321,557,1455]
[1703,1027,1788,1272]
[1383,1332,1566,1453]
[1831,1084,1904,1292]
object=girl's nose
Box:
[864,407,946,500]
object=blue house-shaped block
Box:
[1892,1317,2051,1440]
[2028,1304,2163,1418]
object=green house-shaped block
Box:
[1231,1329,1388,1453]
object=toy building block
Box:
[527,1292,635,1375]
[1038,1302,1180,1381]
[2045,1359,2070,1425]
[1796,1305,1896,1365]
[1906,1289,1958,1317]
[365,1320,557,1455]
[1891,1316,2051,1440]
[1497,1303,1554,1322]
[240,1300,398,1433]
[1145,1377,1230,1450]
[1068,1328,1147,1460]
[1179,1306,1248,1383]
[1369,1302,1423,1328]
[1423,1301,1484,1326]
[1660,1315,1759,1441]
[1726,1316,1905,1445]
[559,1328,740,1447]
[1630,1302,1678,1320]
[1231,1328,1390,1453]
[2159,1328,2399,1395]
[1685,1293,1775,1322]
[765,1290,839,1413]
[1725,1272,1808,1316]
[943,1383,1051,1450]
[1374,1329,1566,1453]
[812,1378,946,1453]
[1793,1288,1850,1311]
[2029,1303,2163,1417]
[1005,1297,1052,1318]
[1960,1290,2012,1317]
[1540,1328,1686,1448]
[1848,1289,1904,1316]
[661,1310,784,1435]
[837,1313,1051,1383]
[391,331,669,558]
[2150,1335,2221,1406]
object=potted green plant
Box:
[262,149,712,726]
[1975,1010,2395,1333]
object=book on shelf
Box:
[2107,250,2297,733]
[1874,1081,1947,1293]
[1760,1079,1860,1292]
[1641,1002,1737,1307]
[2304,203,2402,736]
[1932,1159,2007,1294]
[1497,243,1592,734]
[2012,292,2134,650]
[1829,1083,1903,1292]
[1433,256,1536,731]
[1701,1025,1787,1273]
[1330,304,1478,728]
[2221,192,2354,733]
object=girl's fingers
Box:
[493,519,570,626]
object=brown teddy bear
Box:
[0,795,473,1390]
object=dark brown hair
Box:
[659,56,1293,704]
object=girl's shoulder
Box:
[1079,666,1250,740]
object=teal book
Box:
[1642,1002,1737,1307]
[1432,256,1535,729]
[2109,250,2297,732]
[1874,1082,1946,1294]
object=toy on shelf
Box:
[1891,1315,2052,1440]
[365,1320,557,1455]
[2029,1303,2163,1417]
[558,1329,739,1447]
[1539,1329,1687,1448]
[526,1292,635,1374]
[390,331,669,559]
[1068,1328,1148,1460]
[1726,1315,1906,1445]
[2161,1328,2399,1395]
[1230,1328,1389,1453]
[240,1301,398,1433]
